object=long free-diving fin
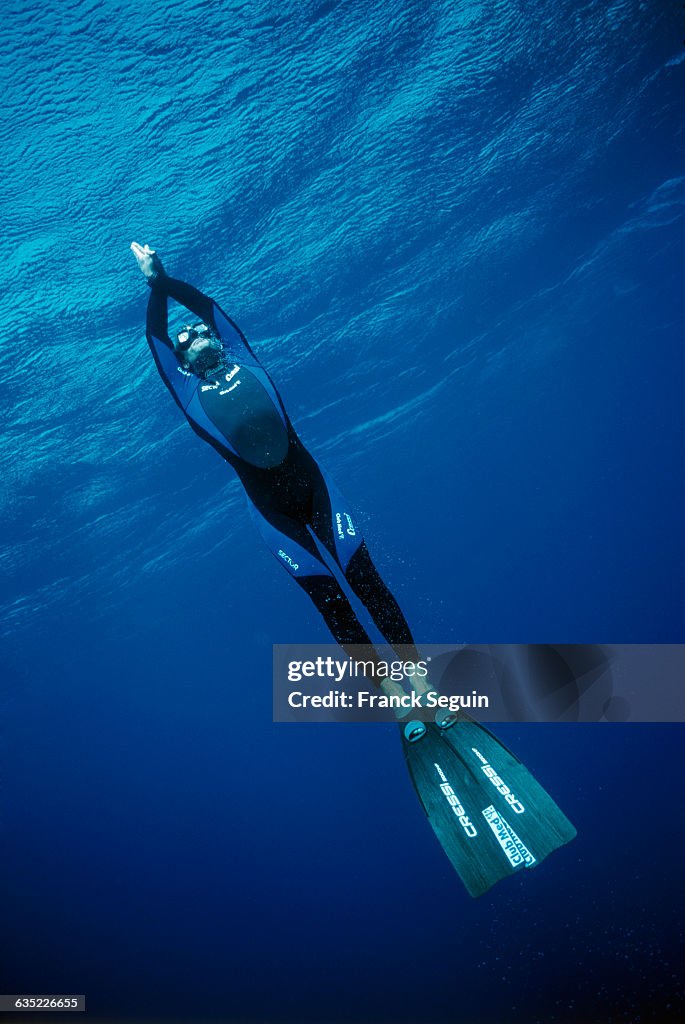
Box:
[400,713,576,898]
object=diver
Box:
[130,242,577,898]
[130,242,417,659]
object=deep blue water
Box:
[2,1,684,1021]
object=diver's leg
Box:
[295,574,376,649]
[250,494,422,708]
[344,541,419,655]
[310,472,419,659]
[247,501,376,651]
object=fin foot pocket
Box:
[403,720,427,743]
[434,709,460,730]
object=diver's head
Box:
[175,322,223,377]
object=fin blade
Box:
[441,720,577,858]
[401,721,576,897]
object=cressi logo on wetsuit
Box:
[335,512,356,539]
[200,364,241,395]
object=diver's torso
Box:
[186,360,322,514]
[196,362,290,469]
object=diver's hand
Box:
[130,242,165,280]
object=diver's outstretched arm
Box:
[154,275,217,330]
[131,243,174,350]
[131,241,219,332]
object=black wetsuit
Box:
[146,273,416,652]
